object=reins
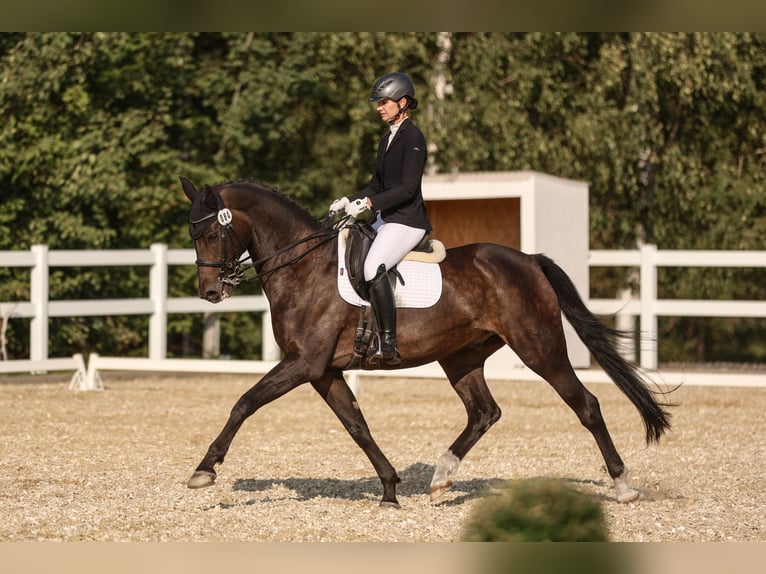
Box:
[243,219,346,283]
[196,203,351,287]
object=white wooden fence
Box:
[1,243,764,390]
[0,244,280,389]
[589,244,766,369]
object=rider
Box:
[329,72,432,367]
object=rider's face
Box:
[375,97,405,123]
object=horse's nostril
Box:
[205,291,221,302]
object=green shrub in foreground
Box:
[462,478,609,542]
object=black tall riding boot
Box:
[367,265,401,366]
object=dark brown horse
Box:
[181,177,671,507]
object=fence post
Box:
[615,287,636,362]
[202,313,220,359]
[30,245,49,362]
[261,307,280,361]
[640,243,658,370]
[149,243,168,360]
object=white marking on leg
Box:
[430,450,460,488]
[614,467,640,503]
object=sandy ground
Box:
[0,372,764,543]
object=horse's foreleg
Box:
[431,354,501,502]
[187,355,311,489]
[311,370,401,508]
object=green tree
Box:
[1,32,764,363]
[433,33,766,363]
[0,33,206,357]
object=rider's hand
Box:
[329,197,349,215]
[346,198,371,218]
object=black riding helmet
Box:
[369,72,419,112]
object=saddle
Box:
[343,220,444,301]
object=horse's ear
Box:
[202,185,220,211]
[180,177,198,202]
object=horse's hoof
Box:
[613,468,639,503]
[379,500,401,509]
[616,489,640,504]
[429,480,453,502]
[187,470,217,489]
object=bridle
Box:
[191,207,251,286]
[191,202,347,287]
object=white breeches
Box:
[364,215,427,281]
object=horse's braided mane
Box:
[209,178,278,196]
[212,179,319,222]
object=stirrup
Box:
[371,332,400,366]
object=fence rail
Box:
[589,244,766,370]
[1,243,765,389]
[0,244,280,367]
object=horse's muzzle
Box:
[202,284,232,303]
[204,290,222,303]
[199,275,232,303]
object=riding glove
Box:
[329,197,349,214]
[346,198,371,218]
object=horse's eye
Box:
[206,231,218,243]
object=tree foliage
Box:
[1,32,764,362]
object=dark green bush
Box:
[462,478,609,542]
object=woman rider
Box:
[329,72,432,366]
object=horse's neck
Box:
[225,186,316,255]
[248,211,321,258]
[237,194,332,296]
[254,224,336,308]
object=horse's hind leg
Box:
[552,369,639,502]
[431,349,502,502]
[564,376,639,502]
[513,332,639,503]
[311,370,401,508]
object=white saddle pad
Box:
[337,234,442,308]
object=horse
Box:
[180,177,672,507]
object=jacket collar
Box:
[385,117,409,151]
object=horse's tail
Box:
[533,253,672,444]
